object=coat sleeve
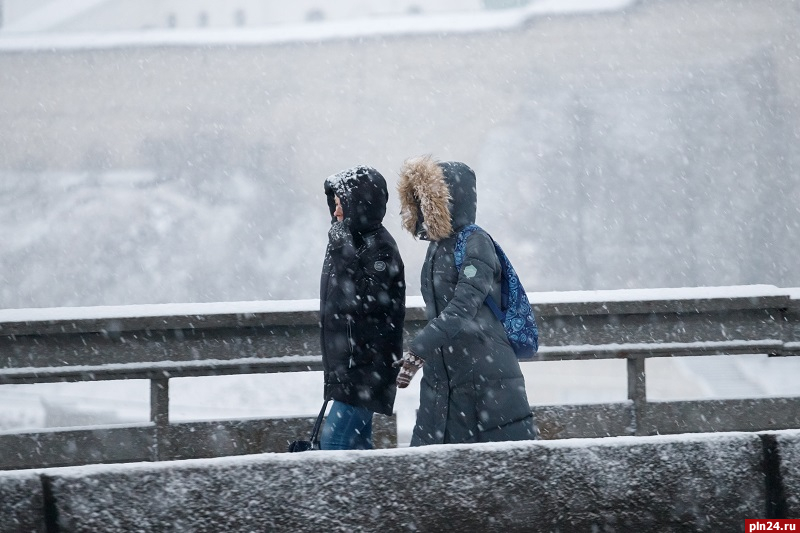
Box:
[409,232,497,359]
[328,236,403,317]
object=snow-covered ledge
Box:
[2,429,798,531]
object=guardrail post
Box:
[627,356,647,436]
[150,377,170,461]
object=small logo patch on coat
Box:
[463,265,477,278]
[374,261,386,271]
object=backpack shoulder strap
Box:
[454,224,483,272]
[483,289,504,321]
[453,224,505,321]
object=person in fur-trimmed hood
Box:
[395,155,536,446]
[319,165,405,450]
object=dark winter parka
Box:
[398,156,535,445]
[320,165,405,416]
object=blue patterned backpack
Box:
[454,224,539,359]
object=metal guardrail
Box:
[0,285,798,469]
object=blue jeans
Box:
[320,400,374,450]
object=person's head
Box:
[333,195,344,222]
[397,155,477,241]
[324,165,388,232]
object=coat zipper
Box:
[347,316,355,368]
[429,241,451,381]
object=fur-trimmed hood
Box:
[397,156,477,241]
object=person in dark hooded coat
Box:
[319,165,405,450]
[394,155,536,446]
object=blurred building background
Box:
[2,0,504,33]
[0,0,796,308]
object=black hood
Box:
[324,165,388,233]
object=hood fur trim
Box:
[397,155,453,241]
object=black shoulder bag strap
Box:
[310,399,330,449]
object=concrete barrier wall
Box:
[44,432,769,532]
[5,430,799,532]
[0,470,45,533]
[780,430,800,518]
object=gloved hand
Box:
[393,351,424,389]
[328,220,353,250]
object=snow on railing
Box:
[0,285,797,468]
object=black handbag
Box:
[288,400,329,452]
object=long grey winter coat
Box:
[398,156,535,446]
